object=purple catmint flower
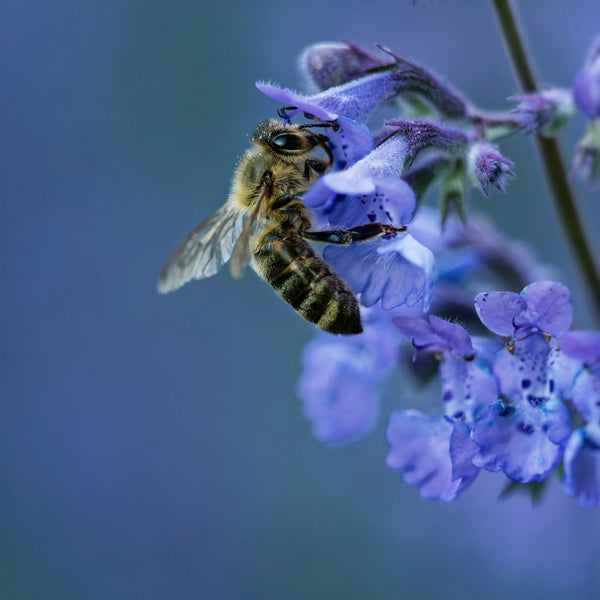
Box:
[509,88,575,135]
[572,35,600,119]
[467,141,515,198]
[471,283,578,483]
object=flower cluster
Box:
[257,40,600,507]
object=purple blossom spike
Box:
[475,281,573,339]
[509,88,575,135]
[563,425,600,507]
[386,411,468,501]
[573,35,600,119]
[467,141,515,198]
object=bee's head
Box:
[251,119,330,157]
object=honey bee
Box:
[158,118,404,334]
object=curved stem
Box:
[492,0,600,322]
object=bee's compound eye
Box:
[270,133,305,151]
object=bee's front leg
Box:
[302,223,407,245]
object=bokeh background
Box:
[2,0,600,598]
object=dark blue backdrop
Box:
[2,1,599,598]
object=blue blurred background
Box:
[2,1,600,598]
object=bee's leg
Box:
[302,223,407,245]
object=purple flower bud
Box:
[509,87,575,135]
[573,35,600,119]
[467,141,515,198]
[298,41,387,91]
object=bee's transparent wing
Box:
[158,202,245,293]
[229,190,265,280]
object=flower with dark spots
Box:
[471,398,570,482]
[572,35,600,119]
[467,141,515,198]
[509,88,575,135]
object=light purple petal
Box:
[449,421,480,491]
[297,335,381,445]
[324,233,435,310]
[562,330,600,364]
[386,411,462,501]
[327,117,374,170]
[474,291,526,336]
[570,363,600,423]
[563,425,600,507]
[517,281,573,336]
[257,70,398,122]
[429,315,474,359]
[323,177,416,230]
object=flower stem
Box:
[491,0,600,322]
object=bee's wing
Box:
[158,202,245,294]
[229,190,265,280]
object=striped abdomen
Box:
[251,228,362,334]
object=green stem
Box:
[491,0,600,322]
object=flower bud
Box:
[509,87,575,136]
[298,41,386,91]
[467,141,515,198]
